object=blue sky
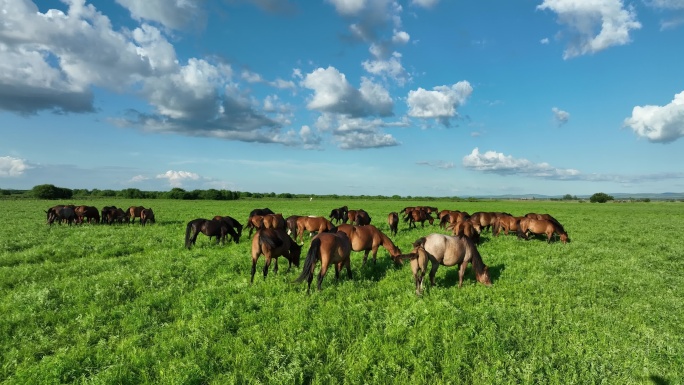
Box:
[1,0,684,197]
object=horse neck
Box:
[466,241,486,275]
[380,232,399,254]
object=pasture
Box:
[1,199,682,384]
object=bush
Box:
[590,192,614,203]
[31,184,73,200]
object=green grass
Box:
[1,199,683,384]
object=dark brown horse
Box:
[212,215,243,243]
[353,209,372,226]
[387,212,399,237]
[140,208,155,226]
[517,217,568,243]
[251,227,302,283]
[185,218,238,249]
[75,205,100,224]
[294,231,352,293]
[404,209,434,229]
[329,206,349,224]
[285,215,301,239]
[336,224,402,266]
[295,216,335,243]
[47,206,76,225]
[399,233,492,295]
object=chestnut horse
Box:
[246,215,265,238]
[492,214,524,236]
[262,213,286,230]
[517,217,568,243]
[387,212,399,236]
[126,206,151,224]
[185,218,238,249]
[399,233,492,295]
[404,209,434,229]
[294,231,352,293]
[446,220,481,243]
[212,215,243,243]
[251,227,302,283]
[439,210,470,229]
[295,216,335,243]
[336,224,402,266]
[524,213,565,233]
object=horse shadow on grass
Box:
[436,263,505,288]
[352,255,403,282]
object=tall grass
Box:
[1,199,682,384]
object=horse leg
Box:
[263,256,272,279]
[458,261,468,288]
[345,259,352,279]
[334,263,340,280]
[273,256,279,275]
[362,250,370,267]
[317,262,329,291]
[250,255,259,284]
[429,261,440,287]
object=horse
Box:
[100,206,116,224]
[285,215,301,239]
[353,209,372,226]
[294,231,352,293]
[75,205,100,224]
[439,210,470,229]
[140,208,155,226]
[249,208,275,218]
[517,217,569,243]
[212,215,243,243]
[387,212,399,236]
[329,206,349,224]
[184,218,238,249]
[262,213,286,230]
[336,224,402,266]
[48,206,76,226]
[404,209,434,229]
[246,215,265,238]
[492,214,524,236]
[126,206,150,224]
[251,227,302,283]
[446,220,481,243]
[524,213,565,233]
[295,216,335,243]
[399,233,492,295]
[45,205,66,224]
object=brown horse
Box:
[75,205,100,224]
[336,224,402,266]
[446,220,481,243]
[126,206,151,224]
[184,218,238,249]
[251,227,302,283]
[295,216,335,243]
[329,206,348,224]
[492,214,524,236]
[439,210,470,229]
[294,231,352,293]
[212,215,243,243]
[246,214,265,237]
[399,233,492,295]
[517,217,569,243]
[404,209,434,229]
[524,213,565,233]
[262,213,286,230]
[387,212,399,236]
[140,208,155,226]
[353,209,372,226]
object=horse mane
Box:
[463,237,487,276]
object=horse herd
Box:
[43,203,569,295]
[44,204,156,226]
[184,205,570,295]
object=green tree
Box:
[590,192,614,203]
[119,188,144,199]
[31,184,73,199]
[166,188,186,200]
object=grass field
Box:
[1,198,682,384]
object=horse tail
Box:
[412,236,427,248]
[185,221,193,249]
[259,231,282,250]
[294,237,320,283]
[403,214,410,223]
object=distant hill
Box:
[475,192,684,201]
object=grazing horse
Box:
[439,210,470,229]
[399,233,492,295]
[262,213,286,230]
[329,206,349,224]
[446,220,481,243]
[75,205,100,224]
[404,209,434,229]
[524,213,565,233]
[246,215,265,238]
[140,208,155,226]
[212,215,243,243]
[336,224,402,266]
[295,216,335,243]
[48,206,76,225]
[493,214,524,236]
[387,212,399,236]
[45,205,67,224]
[517,217,569,243]
[100,206,116,224]
[249,208,275,218]
[126,206,150,224]
[251,227,302,283]
[353,209,372,226]
[184,218,238,249]
[294,231,352,293]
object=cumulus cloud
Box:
[624,91,684,143]
[552,107,570,126]
[0,156,32,177]
[156,170,201,187]
[462,148,581,179]
[115,0,207,30]
[537,0,641,59]
[362,50,410,86]
[302,67,393,117]
[407,81,473,126]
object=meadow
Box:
[0,198,682,384]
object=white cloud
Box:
[646,0,684,9]
[463,148,581,179]
[411,0,440,8]
[416,160,455,169]
[302,67,393,117]
[540,37,550,44]
[156,170,201,187]
[0,156,32,177]
[407,81,473,125]
[326,0,367,15]
[392,30,410,44]
[537,0,641,59]
[129,175,149,183]
[552,107,570,126]
[362,51,410,86]
[624,91,684,143]
[115,0,207,31]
